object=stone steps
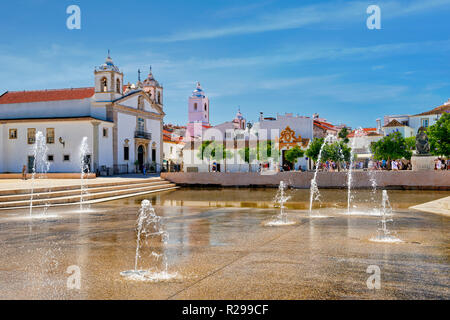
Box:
[0,178,179,209]
[0,177,164,196]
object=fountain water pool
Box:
[120,200,178,281]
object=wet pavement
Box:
[0,188,448,299]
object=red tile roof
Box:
[0,87,95,104]
[347,128,378,137]
[314,120,338,132]
[413,103,450,116]
[383,119,405,127]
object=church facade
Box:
[0,54,165,174]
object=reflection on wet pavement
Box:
[0,188,448,299]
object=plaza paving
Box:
[0,188,448,299]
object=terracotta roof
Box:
[314,120,338,132]
[0,87,96,104]
[348,128,378,137]
[0,116,113,123]
[383,119,405,127]
[413,103,450,116]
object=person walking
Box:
[436,158,442,170]
[22,165,27,180]
[391,160,398,171]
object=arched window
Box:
[194,103,198,111]
[157,91,161,104]
[116,79,121,93]
[100,77,108,92]
[204,103,207,111]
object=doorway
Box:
[27,156,34,173]
[137,145,144,172]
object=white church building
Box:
[0,54,165,174]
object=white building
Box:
[162,125,185,171]
[0,54,165,174]
[382,99,450,137]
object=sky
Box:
[0,0,449,128]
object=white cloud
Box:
[139,0,450,42]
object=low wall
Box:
[161,171,450,190]
[0,173,97,179]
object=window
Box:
[9,129,17,139]
[63,155,70,161]
[46,128,55,144]
[422,118,429,128]
[116,79,121,93]
[27,128,36,144]
[204,103,207,111]
[103,128,108,137]
[157,91,161,104]
[151,149,156,162]
[194,103,198,111]
[101,77,108,92]
[137,117,145,132]
[47,155,54,162]
[124,146,129,161]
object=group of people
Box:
[435,158,449,170]
[385,159,412,171]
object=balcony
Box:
[134,130,152,140]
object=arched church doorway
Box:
[137,145,145,172]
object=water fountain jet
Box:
[265,181,295,226]
[370,190,402,243]
[79,137,90,211]
[121,200,177,281]
[29,131,50,217]
[308,134,338,217]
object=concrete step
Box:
[0,180,170,202]
[0,182,178,209]
[0,177,165,196]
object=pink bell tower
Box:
[187,82,210,138]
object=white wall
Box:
[117,113,136,167]
[0,125,4,172]
[97,123,114,168]
[1,121,98,173]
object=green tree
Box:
[197,140,213,172]
[305,138,324,163]
[338,127,350,144]
[211,142,233,172]
[238,147,258,172]
[284,146,304,169]
[427,112,450,157]
[321,141,351,171]
[257,140,280,163]
[405,136,416,151]
[371,131,412,161]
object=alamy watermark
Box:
[366,265,381,290]
[366,5,381,30]
[66,265,81,290]
[66,5,81,30]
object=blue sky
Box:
[0,0,449,128]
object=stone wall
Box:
[161,171,450,190]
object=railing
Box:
[134,130,152,140]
